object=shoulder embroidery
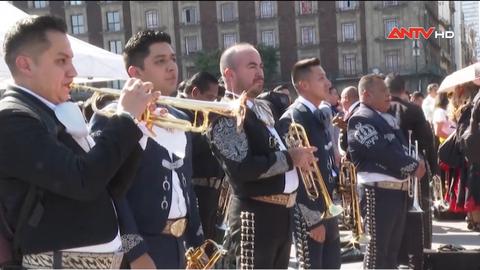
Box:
[354,122,379,148]
[212,117,248,162]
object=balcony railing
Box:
[217,17,239,24]
[336,5,359,13]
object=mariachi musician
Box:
[208,43,316,269]
[277,58,342,269]
[347,74,426,269]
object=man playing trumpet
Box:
[90,30,203,269]
[0,16,157,269]
[277,58,342,269]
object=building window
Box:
[70,1,82,5]
[109,40,122,54]
[185,35,198,55]
[338,1,358,10]
[342,23,356,41]
[384,18,398,37]
[106,11,121,32]
[223,33,237,48]
[71,14,85,34]
[385,50,400,72]
[383,1,398,7]
[301,26,315,45]
[221,3,235,22]
[145,10,159,29]
[259,1,274,18]
[299,1,313,15]
[343,54,356,75]
[261,30,275,47]
[183,7,197,24]
[33,1,47,8]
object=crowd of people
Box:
[0,15,479,270]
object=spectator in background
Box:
[411,91,425,107]
[433,92,456,143]
[422,83,438,123]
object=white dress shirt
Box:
[147,125,188,219]
[11,84,122,253]
[246,100,299,193]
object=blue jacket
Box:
[276,101,336,229]
[347,103,419,179]
[90,105,203,263]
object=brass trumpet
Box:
[338,160,369,245]
[284,116,343,219]
[432,174,449,211]
[408,131,423,213]
[185,239,226,269]
[71,84,246,133]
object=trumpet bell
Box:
[185,239,226,269]
[322,204,344,219]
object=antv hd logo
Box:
[387,27,454,40]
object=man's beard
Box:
[238,81,263,98]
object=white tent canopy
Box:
[0,2,128,83]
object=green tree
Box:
[193,49,221,78]
[257,45,279,88]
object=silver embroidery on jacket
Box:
[400,162,417,177]
[297,203,322,228]
[162,159,184,170]
[212,118,248,162]
[259,151,289,179]
[121,234,144,253]
[354,123,379,148]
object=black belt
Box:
[192,177,223,189]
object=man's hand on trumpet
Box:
[288,146,318,171]
[116,78,160,119]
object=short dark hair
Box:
[291,58,321,89]
[123,30,172,70]
[184,71,218,95]
[384,73,405,94]
[4,15,67,74]
[358,74,384,94]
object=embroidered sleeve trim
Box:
[297,203,322,228]
[121,234,144,253]
[259,151,289,179]
[211,117,248,162]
